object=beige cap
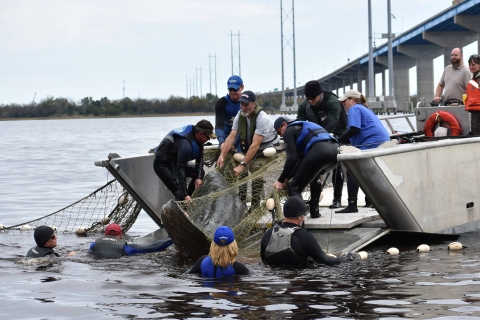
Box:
[338,89,362,102]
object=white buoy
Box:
[0,223,3,230]
[49,225,57,232]
[20,224,31,231]
[327,253,337,258]
[448,242,463,251]
[387,247,399,255]
[358,251,368,260]
[262,147,276,158]
[416,244,430,252]
[75,227,87,236]
[118,194,128,206]
[265,198,275,211]
[233,153,245,162]
[101,216,111,225]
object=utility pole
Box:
[209,53,217,96]
[230,31,241,76]
[186,75,188,98]
[387,0,394,97]
[123,80,125,99]
[368,0,374,98]
[280,0,298,110]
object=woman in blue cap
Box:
[187,226,249,277]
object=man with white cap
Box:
[215,75,244,150]
[89,223,173,259]
[260,196,356,267]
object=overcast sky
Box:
[0,0,477,105]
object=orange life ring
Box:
[424,111,462,137]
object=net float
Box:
[387,247,399,255]
[262,147,276,158]
[416,244,430,252]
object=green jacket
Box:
[297,92,345,135]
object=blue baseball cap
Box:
[227,75,243,90]
[213,226,235,246]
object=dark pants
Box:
[471,112,480,134]
[289,140,338,198]
[153,158,204,200]
[331,161,344,200]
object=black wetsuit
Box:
[278,123,338,198]
[89,235,173,259]
[153,126,204,201]
[26,246,60,258]
[260,222,349,267]
[187,255,250,277]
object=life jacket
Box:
[305,91,347,134]
[223,95,240,136]
[238,106,263,153]
[288,121,336,155]
[154,124,201,159]
[264,224,302,265]
[26,246,60,258]
[465,79,480,112]
[91,236,127,259]
[200,255,236,278]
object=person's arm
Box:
[232,133,264,176]
[187,255,208,274]
[296,102,307,121]
[232,261,250,275]
[301,232,343,266]
[124,238,173,256]
[217,129,238,167]
[337,127,360,144]
[434,69,446,102]
[276,126,299,183]
[175,138,194,201]
[320,98,341,133]
[215,98,227,146]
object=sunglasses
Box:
[306,97,316,101]
[228,88,239,92]
[51,234,57,240]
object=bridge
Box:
[272,0,480,113]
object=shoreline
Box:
[0,112,215,121]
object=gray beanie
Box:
[34,225,55,247]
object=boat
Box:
[94,104,474,256]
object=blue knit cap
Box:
[213,226,235,246]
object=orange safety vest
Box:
[465,79,480,112]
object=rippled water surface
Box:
[2,116,480,319]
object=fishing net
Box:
[2,179,141,234]
[174,148,314,255]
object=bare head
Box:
[451,48,463,68]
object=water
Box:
[2,115,480,319]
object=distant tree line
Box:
[0,93,284,119]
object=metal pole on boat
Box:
[387,0,394,97]
[280,0,286,109]
[292,0,298,109]
[368,0,374,98]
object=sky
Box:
[0,0,477,105]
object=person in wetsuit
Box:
[26,225,76,258]
[273,119,338,218]
[153,119,215,205]
[215,75,244,151]
[89,224,173,259]
[260,196,356,267]
[297,80,348,215]
[188,226,249,277]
